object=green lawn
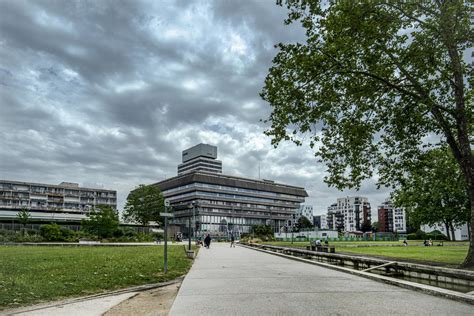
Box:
[337,246,468,265]
[265,241,468,266]
[0,245,195,309]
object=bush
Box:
[0,229,44,242]
[407,229,449,241]
[40,224,64,241]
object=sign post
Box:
[162,199,173,273]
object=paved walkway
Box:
[7,292,137,316]
[170,243,473,315]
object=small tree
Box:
[251,225,274,238]
[297,216,313,230]
[371,221,380,233]
[82,205,119,239]
[17,208,31,235]
[360,221,372,233]
[123,185,165,227]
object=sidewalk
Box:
[169,243,473,315]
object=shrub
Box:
[40,224,64,241]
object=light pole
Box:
[162,199,174,274]
[192,201,197,239]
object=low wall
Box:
[244,243,474,289]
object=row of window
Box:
[163,182,303,200]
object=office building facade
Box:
[153,144,308,235]
[0,180,117,223]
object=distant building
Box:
[291,205,313,227]
[177,143,222,175]
[0,180,117,223]
[327,197,371,232]
[421,223,469,241]
[378,199,406,233]
[327,203,344,232]
[313,214,328,230]
[152,144,308,235]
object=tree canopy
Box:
[393,148,470,240]
[262,0,473,266]
[123,184,165,227]
[82,205,120,239]
[297,216,314,230]
[17,208,31,226]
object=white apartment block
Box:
[320,214,328,229]
[327,197,371,232]
[296,205,313,223]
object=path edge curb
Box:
[240,244,474,305]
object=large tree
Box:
[123,184,165,227]
[393,148,470,241]
[261,1,473,266]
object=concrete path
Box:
[7,292,137,316]
[170,243,473,315]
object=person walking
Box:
[230,233,235,248]
[204,234,211,249]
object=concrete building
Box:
[0,180,117,223]
[378,199,406,233]
[177,143,222,175]
[153,145,308,236]
[327,197,371,232]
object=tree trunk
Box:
[461,187,474,268]
[444,221,451,241]
[449,222,456,242]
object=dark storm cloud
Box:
[0,0,390,212]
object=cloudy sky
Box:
[0,0,391,217]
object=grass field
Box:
[0,245,195,309]
[266,241,469,266]
[338,246,468,265]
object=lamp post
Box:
[162,199,174,273]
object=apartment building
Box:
[151,144,308,235]
[289,205,314,228]
[327,197,371,232]
[0,180,117,223]
[378,199,406,233]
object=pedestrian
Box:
[230,233,235,248]
[204,234,211,249]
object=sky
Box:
[0,0,391,217]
